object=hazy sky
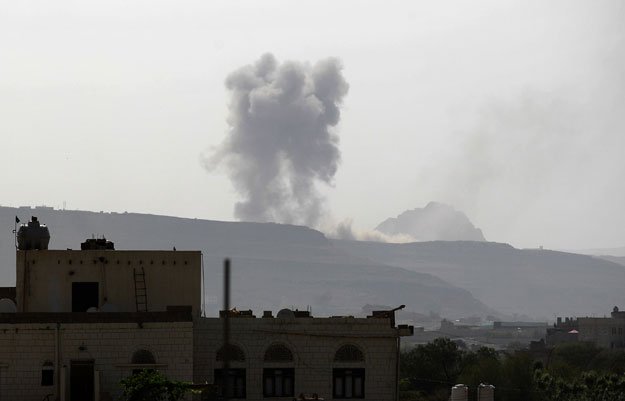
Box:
[1,0,623,249]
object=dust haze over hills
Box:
[2,206,624,321]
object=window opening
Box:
[131,349,156,364]
[71,282,99,312]
[264,344,293,362]
[214,368,246,399]
[216,344,246,362]
[333,369,365,399]
[131,349,156,375]
[334,345,364,362]
[41,361,54,386]
[263,368,294,398]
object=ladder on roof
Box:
[133,267,148,312]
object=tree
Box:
[535,369,625,401]
[457,347,502,394]
[424,337,462,383]
[400,338,464,401]
[120,370,193,401]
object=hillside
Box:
[572,246,625,257]
[333,239,625,319]
[598,255,625,266]
[375,202,486,242]
[0,206,494,318]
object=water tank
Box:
[450,384,468,401]
[276,308,295,319]
[477,384,495,401]
[81,237,115,250]
[17,217,50,250]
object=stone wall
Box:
[0,321,194,401]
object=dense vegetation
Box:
[400,338,625,401]
[120,370,194,401]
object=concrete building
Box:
[578,307,625,349]
[0,217,412,401]
[543,308,625,349]
[545,317,578,347]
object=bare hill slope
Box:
[333,239,625,319]
[0,206,494,318]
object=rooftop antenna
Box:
[222,258,231,401]
[12,216,20,249]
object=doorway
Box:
[72,282,99,312]
[70,360,94,401]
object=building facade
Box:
[578,307,625,349]
[0,217,411,401]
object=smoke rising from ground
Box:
[206,53,348,226]
[328,219,416,243]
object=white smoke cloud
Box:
[205,53,349,227]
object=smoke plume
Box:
[206,53,349,226]
[328,219,417,243]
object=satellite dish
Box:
[277,308,295,319]
[0,299,16,313]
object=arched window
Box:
[216,344,246,362]
[215,344,246,397]
[131,349,156,364]
[333,345,365,398]
[41,361,54,386]
[334,344,365,362]
[264,343,293,362]
[263,344,294,397]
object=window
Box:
[214,369,246,399]
[264,344,293,362]
[334,345,364,362]
[216,344,246,362]
[71,282,99,312]
[41,361,54,386]
[619,328,623,335]
[612,327,617,335]
[263,368,294,398]
[131,349,156,375]
[131,349,156,364]
[333,369,365,399]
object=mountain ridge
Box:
[332,239,625,319]
[0,206,495,319]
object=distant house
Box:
[544,308,625,349]
[0,217,413,401]
[578,307,625,349]
[546,317,579,346]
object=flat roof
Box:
[0,311,193,324]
